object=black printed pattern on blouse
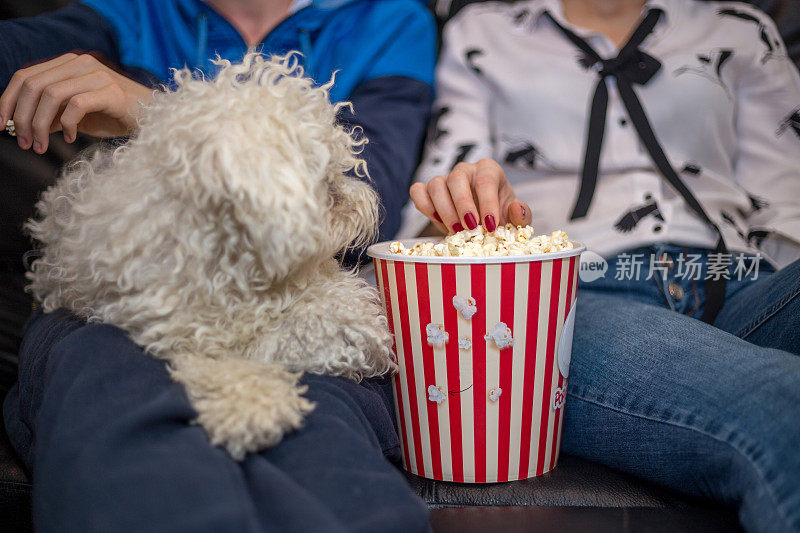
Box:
[721,210,747,240]
[682,162,702,175]
[428,106,451,145]
[673,49,734,98]
[736,195,770,219]
[747,229,771,248]
[749,195,769,212]
[504,142,543,169]
[614,200,665,233]
[465,49,484,76]
[717,7,783,64]
[452,143,476,167]
[776,108,800,139]
[512,8,530,26]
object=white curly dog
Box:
[26,53,397,460]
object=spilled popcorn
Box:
[389,225,572,257]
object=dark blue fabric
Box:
[341,75,432,246]
[3,309,427,532]
[0,4,123,87]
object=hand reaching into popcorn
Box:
[0,53,154,153]
[409,158,532,235]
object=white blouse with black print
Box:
[399,0,800,268]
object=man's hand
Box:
[0,53,154,153]
[409,158,532,234]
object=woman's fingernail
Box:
[452,222,464,233]
[521,206,527,219]
[64,133,74,143]
[433,212,442,223]
[18,136,30,149]
[464,212,478,230]
[484,214,496,232]
[33,140,42,153]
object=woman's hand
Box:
[409,158,532,234]
[0,53,155,153]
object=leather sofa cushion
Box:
[404,454,735,510]
[0,423,31,532]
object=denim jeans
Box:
[563,245,800,533]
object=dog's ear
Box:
[322,121,379,256]
[326,173,380,255]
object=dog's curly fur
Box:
[26,53,397,460]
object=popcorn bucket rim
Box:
[367,238,586,264]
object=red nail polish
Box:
[433,212,442,223]
[521,206,527,218]
[464,212,478,230]
[452,222,464,233]
[484,214,496,232]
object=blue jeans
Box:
[563,245,800,533]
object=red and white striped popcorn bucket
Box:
[368,239,585,483]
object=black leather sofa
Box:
[1,0,798,531]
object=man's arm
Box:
[340,76,433,244]
[0,4,156,153]
[0,3,119,87]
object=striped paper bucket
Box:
[367,239,585,483]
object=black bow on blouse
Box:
[546,9,728,324]
[547,9,662,219]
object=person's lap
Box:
[3,309,428,532]
[562,257,800,533]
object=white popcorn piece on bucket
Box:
[428,385,447,405]
[458,336,472,350]
[426,323,449,348]
[484,322,514,349]
[452,295,477,320]
[552,386,566,410]
[488,387,502,402]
